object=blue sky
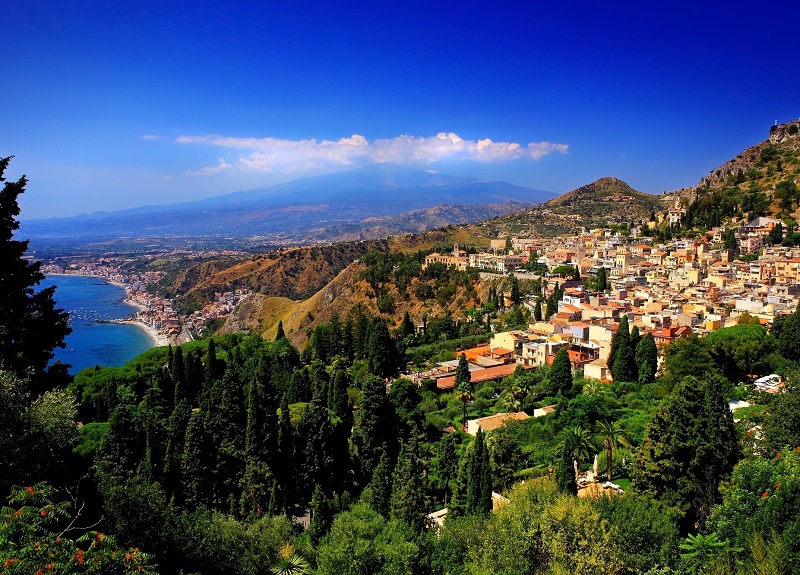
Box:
[3,0,799,219]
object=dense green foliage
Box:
[0,157,71,391]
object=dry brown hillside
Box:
[219,257,510,350]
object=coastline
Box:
[120,318,172,348]
[46,272,172,348]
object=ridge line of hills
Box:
[145,119,800,346]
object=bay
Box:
[40,275,155,374]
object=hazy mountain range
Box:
[20,163,555,243]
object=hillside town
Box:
[414,214,795,387]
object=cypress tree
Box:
[171,345,185,404]
[611,315,634,383]
[464,429,493,516]
[300,387,336,503]
[778,301,800,361]
[182,410,212,509]
[328,368,352,429]
[434,433,459,506]
[244,379,260,462]
[549,347,573,396]
[368,318,399,379]
[628,325,641,381]
[204,339,221,391]
[555,440,578,495]
[399,311,415,338]
[390,437,426,530]
[455,353,472,391]
[353,375,395,484]
[275,394,294,514]
[363,449,393,518]
[342,318,355,362]
[275,320,285,340]
[509,275,521,306]
[163,398,191,500]
[596,266,608,292]
[289,367,312,403]
[635,333,658,384]
[307,485,334,544]
[534,298,542,321]
[184,350,203,407]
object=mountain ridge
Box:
[19,163,553,245]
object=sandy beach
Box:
[122,318,172,347]
[48,272,173,348]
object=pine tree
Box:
[0,157,71,389]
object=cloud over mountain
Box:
[177,132,569,175]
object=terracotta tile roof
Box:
[436,363,534,391]
[469,411,529,433]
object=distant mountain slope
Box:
[543,176,663,218]
[19,163,552,244]
[667,119,800,220]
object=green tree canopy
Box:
[633,374,739,532]
[0,157,71,390]
[549,347,573,396]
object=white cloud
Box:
[141,134,160,140]
[528,141,570,159]
[178,132,568,174]
[186,158,232,176]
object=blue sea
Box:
[40,275,155,374]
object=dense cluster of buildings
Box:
[415,216,797,385]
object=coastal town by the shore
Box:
[40,261,253,348]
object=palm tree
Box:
[561,425,594,476]
[271,543,310,575]
[594,420,631,481]
[454,385,474,431]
